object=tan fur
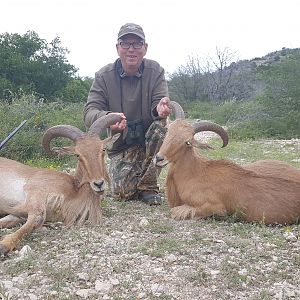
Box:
[0,134,116,255]
[156,119,300,225]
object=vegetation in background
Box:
[185,97,299,140]
[0,31,299,163]
[0,95,84,163]
[0,31,92,102]
[0,33,299,300]
[180,49,300,140]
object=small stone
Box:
[215,239,225,243]
[283,232,298,242]
[95,280,113,293]
[19,245,32,257]
[238,268,248,276]
[36,226,48,232]
[151,283,164,294]
[210,270,220,276]
[76,289,91,299]
[286,290,295,297]
[165,253,177,262]
[110,278,120,286]
[139,217,149,227]
[49,291,58,296]
[27,293,38,300]
[137,292,146,299]
[2,280,13,289]
[77,272,90,281]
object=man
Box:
[84,23,171,205]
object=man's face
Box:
[116,34,148,72]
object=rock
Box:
[137,292,146,299]
[165,253,177,262]
[283,232,298,242]
[27,293,38,300]
[210,270,220,276]
[95,280,113,293]
[151,283,165,295]
[2,280,13,289]
[19,245,32,258]
[76,289,92,299]
[110,278,120,286]
[77,272,90,281]
[238,268,248,276]
[139,217,149,227]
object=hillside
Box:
[226,47,300,101]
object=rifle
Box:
[0,120,27,150]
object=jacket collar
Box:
[116,58,144,78]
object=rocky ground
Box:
[1,138,300,300]
[1,200,300,300]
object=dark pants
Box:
[109,120,167,200]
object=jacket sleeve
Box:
[83,72,111,128]
[150,67,169,119]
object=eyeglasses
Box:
[118,41,144,49]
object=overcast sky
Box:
[1,0,299,78]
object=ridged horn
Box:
[192,121,229,148]
[170,101,185,119]
[88,114,123,135]
[42,125,84,155]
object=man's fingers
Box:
[161,97,170,106]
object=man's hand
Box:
[156,97,171,118]
[108,112,127,132]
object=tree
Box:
[0,31,78,100]
[168,47,238,103]
[168,55,207,103]
[203,46,237,102]
[57,77,93,102]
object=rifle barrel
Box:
[0,120,27,150]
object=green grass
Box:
[134,237,186,258]
[185,98,300,140]
[148,223,174,234]
[201,137,300,168]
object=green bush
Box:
[186,101,236,123]
[185,97,300,140]
[1,92,299,165]
[0,95,85,162]
[55,78,92,103]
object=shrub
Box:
[0,95,84,162]
[185,97,300,140]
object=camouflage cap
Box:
[118,23,145,40]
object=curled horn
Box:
[42,125,84,155]
[170,101,185,119]
[88,114,123,135]
[192,121,229,148]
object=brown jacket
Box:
[83,58,169,156]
